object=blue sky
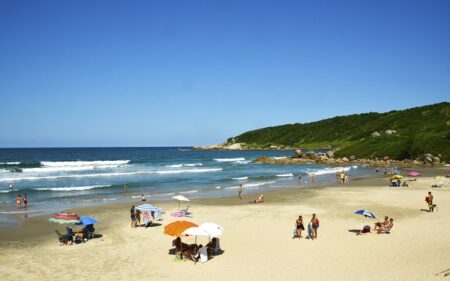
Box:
[0,0,449,147]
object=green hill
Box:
[226,102,450,161]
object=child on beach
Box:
[425,192,434,212]
[23,193,28,208]
[294,215,304,239]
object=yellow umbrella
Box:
[391,175,404,180]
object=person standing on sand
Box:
[130,205,136,228]
[311,213,320,239]
[238,184,243,199]
[376,167,379,175]
[426,192,434,212]
[311,173,317,184]
[23,193,28,208]
[294,215,304,239]
[16,194,21,209]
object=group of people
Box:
[373,216,394,234]
[172,237,220,264]
[15,193,28,209]
[297,173,317,185]
[293,213,319,240]
[130,205,155,228]
[336,171,350,184]
[58,224,96,245]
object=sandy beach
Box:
[0,168,449,281]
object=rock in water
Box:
[294,149,303,158]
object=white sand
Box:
[0,177,449,281]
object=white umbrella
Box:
[172,195,190,211]
[172,195,190,202]
[182,226,209,244]
[183,227,209,237]
[199,223,224,237]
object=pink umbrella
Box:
[408,171,420,177]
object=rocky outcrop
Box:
[252,151,445,168]
[371,131,381,137]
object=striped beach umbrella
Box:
[48,212,81,224]
[135,204,160,212]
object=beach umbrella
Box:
[408,171,420,177]
[135,204,160,212]
[199,223,224,237]
[182,226,210,244]
[172,195,190,210]
[164,220,198,237]
[183,227,210,237]
[78,216,97,225]
[354,210,376,219]
[48,212,81,224]
[391,175,404,180]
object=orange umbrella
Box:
[164,220,198,237]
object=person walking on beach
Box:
[311,214,320,239]
[294,215,304,239]
[238,184,243,199]
[16,194,21,209]
[130,205,136,228]
[23,193,28,208]
[425,192,434,212]
[311,173,317,184]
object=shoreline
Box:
[0,167,445,242]
[1,167,449,281]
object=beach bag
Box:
[362,225,371,233]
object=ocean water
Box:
[0,147,371,218]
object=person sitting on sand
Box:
[294,215,304,239]
[251,194,264,203]
[401,182,410,187]
[374,216,389,232]
[172,237,188,250]
[377,218,394,234]
[195,244,208,263]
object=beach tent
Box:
[135,204,163,223]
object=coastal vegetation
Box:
[225,102,450,161]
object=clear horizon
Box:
[1,0,449,147]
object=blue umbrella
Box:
[78,216,98,225]
[354,210,376,219]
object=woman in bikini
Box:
[16,194,21,209]
[295,215,304,238]
[311,214,320,239]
